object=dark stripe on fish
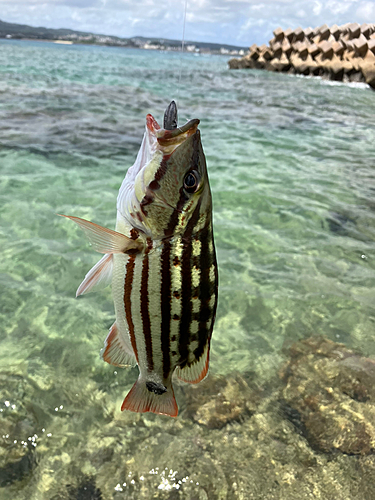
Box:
[141,252,153,372]
[178,200,202,368]
[164,188,189,238]
[124,255,138,362]
[160,184,188,378]
[191,130,201,174]
[196,225,217,360]
[154,155,170,183]
[160,240,172,379]
[160,184,192,377]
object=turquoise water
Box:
[1,39,375,499]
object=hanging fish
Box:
[60,101,218,417]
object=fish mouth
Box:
[146,101,200,156]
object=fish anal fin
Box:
[175,343,210,384]
[100,322,136,367]
[58,214,143,254]
[121,378,178,417]
[76,253,113,297]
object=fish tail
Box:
[121,377,178,417]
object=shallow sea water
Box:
[0,39,375,499]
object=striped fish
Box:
[61,101,218,417]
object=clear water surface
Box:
[0,39,375,499]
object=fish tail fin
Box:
[121,377,178,417]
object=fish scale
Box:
[61,101,218,417]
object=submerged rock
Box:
[183,374,261,429]
[281,336,375,455]
[50,476,103,500]
[67,476,103,500]
[0,373,39,487]
[326,211,356,235]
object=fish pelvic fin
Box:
[58,215,143,254]
[76,253,113,297]
[175,342,210,384]
[121,377,178,417]
[100,322,136,367]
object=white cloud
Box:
[0,0,373,46]
[355,1,375,21]
[313,1,322,15]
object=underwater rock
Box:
[183,374,261,429]
[50,476,103,500]
[281,336,375,455]
[67,476,103,500]
[0,373,39,487]
[326,211,356,235]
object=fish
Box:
[60,101,218,417]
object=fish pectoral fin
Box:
[175,342,210,384]
[121,377,178,417]
[100,322,136,367]
[58,214,143,254]
[76,253,113,297]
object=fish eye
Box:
[184,171,199,194]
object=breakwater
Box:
[229,23,375,89]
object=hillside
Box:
[0,19,247,54]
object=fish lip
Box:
[156,118,200,142]
[156,119,200,156]
[146,113,200,153]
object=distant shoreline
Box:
[0,19,247,56]
[0,37,237,56]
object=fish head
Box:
[117,102,212,240]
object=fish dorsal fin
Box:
[76,253,113,297]
[121,376,178,417]
[175,342,210,384]
[100,322,136,367]
[59,215,143,254]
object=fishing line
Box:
[175,0,188,108]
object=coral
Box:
[281,336,375,455]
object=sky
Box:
[1,0,374,47]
